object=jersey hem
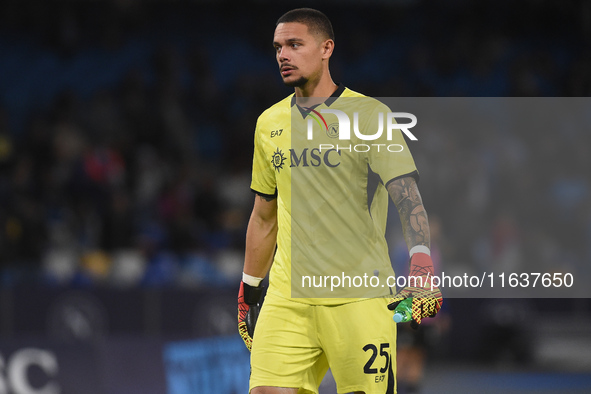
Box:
[384,170,420,189]
[251,188,278,199]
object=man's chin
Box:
[283,76,308,88]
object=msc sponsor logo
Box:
[290,148,340,168]
[270,148,341,170]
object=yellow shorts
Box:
[250,292,397,394]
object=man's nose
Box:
[278,47,289,62]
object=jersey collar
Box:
[291,83,345,118]
[290,83,345,107]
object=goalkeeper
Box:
[238,8,442,394]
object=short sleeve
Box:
[366,105,419,185]
[250,118,277,196]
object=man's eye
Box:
[291,43,300,48]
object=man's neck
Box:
[295,76,337,97]
[294,77,338,107]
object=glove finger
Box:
[428,297,441,316]
[410,319,419,330]
[387,299,402,310]
[388,293,411,310]
[429,298,442,317]
[411,298,423,324]
[422,298,434,318]
[238,322,253,352]
[388,289,411,310]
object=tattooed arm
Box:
[243,193,278,279]
[387,176,430,250]
[386,176,443,325]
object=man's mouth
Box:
[281,65,296,76]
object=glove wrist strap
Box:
[409,245,430,257]
[243,272,263,287]
[243,282,264,305]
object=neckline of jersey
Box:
[291,83,345,118]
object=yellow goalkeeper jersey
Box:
[250,85,418,304]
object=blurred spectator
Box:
[0,0,588,289]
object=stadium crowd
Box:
[0,0,589,288]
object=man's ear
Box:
[321,39,334,59]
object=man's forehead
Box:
[274,22,312,41]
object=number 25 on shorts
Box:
[363,343,390,382]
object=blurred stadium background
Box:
[0,0,590,393]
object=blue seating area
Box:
[0,1,589,289]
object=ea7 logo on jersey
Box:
[271,129,283,138]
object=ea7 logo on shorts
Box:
[271,129,283,138]
[306,110,417,141]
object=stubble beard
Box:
[283,76,308,88]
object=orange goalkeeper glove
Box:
[388,251,442,329]
[237,281,264,351]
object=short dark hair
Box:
[276,8,334,41]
